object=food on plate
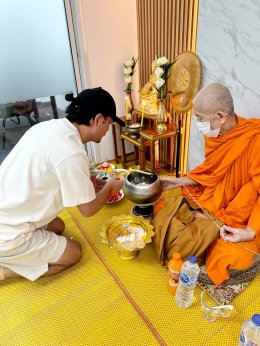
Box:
[109,169,128,178]
[95,162,114,172]
[107,190,123,203]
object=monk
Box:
[160,82,260,285]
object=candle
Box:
[141,100,145,128]
[125,96,128,121]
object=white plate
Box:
[106,190,124,204]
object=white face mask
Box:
[196,120,220,138]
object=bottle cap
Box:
[189,256,197,263]
[172,252,181,260]
[252,314,260,326]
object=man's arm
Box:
[160,175,197,190]
[77,177,123,217]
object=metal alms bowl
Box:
[126,123,141,137]
[122,171,162,205]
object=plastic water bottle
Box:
[167,252,182,295]
[238,314,260,345]
[175,256,200,308]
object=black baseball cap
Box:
[65,87,125,127]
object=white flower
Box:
[155,78,165,89]
[124,67,132,75]
[124,58,135,67]
[156,57,169,66]
[124,75,132,84]
[155,66,164,78]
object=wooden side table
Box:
[140,125,176,171]
[119,132,146,170]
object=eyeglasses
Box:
[200,290,234,322]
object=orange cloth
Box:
[185,116,260,285]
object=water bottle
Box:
[167,252,182,295]
[175,256,200,308]
[238,314,260,345]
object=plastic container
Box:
[175,256,200,308]
[238,314,260,345]
[167,252,182,295]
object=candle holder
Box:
[124,90,133,124]
[156,98,168,133]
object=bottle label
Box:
[180,272,197,286]
[168,279,178,287]
[239,331,258,346]
[169,269,180,281]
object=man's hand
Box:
[90,175,107,193]
[160,176,182,190]
[106,176,124,195]
[220,225,256,243]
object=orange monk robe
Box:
[184,116,260,285]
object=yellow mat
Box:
[0,192,259,346]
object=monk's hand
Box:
[191,210,208,219]
[160,176,182,190]
[220,225,256,243]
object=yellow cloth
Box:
[152,196,222,266]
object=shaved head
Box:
[193,83,234,115]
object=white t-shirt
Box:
[0,118,96,250]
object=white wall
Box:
[76,0,139,163]
[188,0,260,170]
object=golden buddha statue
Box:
[136,58,159,115]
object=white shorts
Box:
[0,229,67,281]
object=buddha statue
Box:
[136,58,159,115]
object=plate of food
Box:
[107,190,124,203]
[95,162,115,173]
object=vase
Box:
[156,98,167,132]
[124,90,133,125]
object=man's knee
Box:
[56,218,65,234]
[70,239,82,264]
[60,239,82,267]
[47,217,65,234]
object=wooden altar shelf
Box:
[140,125,176,171]
[119,124,176,172]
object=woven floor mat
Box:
[0,192,259,346]
[66,195,259,346]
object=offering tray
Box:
[100,214,154,260]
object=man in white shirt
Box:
[0,87,124,281]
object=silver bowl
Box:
[123,171,162,205]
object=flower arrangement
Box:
[153,56,175,99]
[123,57,138,92]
